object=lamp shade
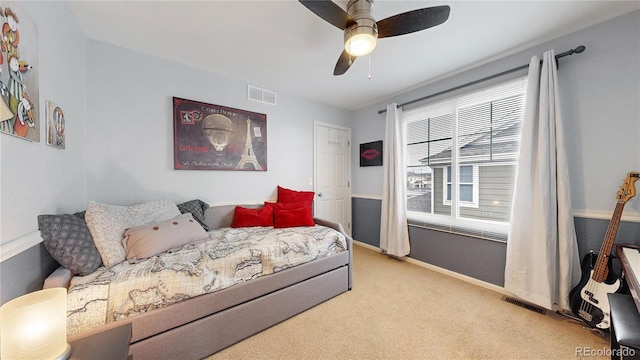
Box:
[344,25,377,57]
[1,288,71,360]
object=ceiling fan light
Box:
[344,25,377,57]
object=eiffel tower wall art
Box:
[173,97,267,171]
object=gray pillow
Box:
[204,204,261,229]
[38,213,102,276]
[178,199,210,231]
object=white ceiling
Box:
[67,0,639,110]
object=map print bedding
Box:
[67,225,347,336]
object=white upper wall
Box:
[351,10,640,217]
[0,1,87,245]
[85,40,352,206]
[0,2,352,246]
[2,4,638,247]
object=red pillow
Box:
[277,186,314,208]
[231,206,274,228]
[264,201,311,211]
[273,208,315,228]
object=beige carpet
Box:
[208,244,609,360]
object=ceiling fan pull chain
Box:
[368,55,372,80]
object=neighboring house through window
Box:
[444,164,478,206]
[404,77,527,240]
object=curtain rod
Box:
[377,45,586,114]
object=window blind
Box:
[403,76,527,242]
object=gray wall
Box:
[84,40,352,206]
[352,10,640,216]
[1,3,352,305]
[0,1,87,245]
[353,197,640,287]
[1,5,638,305]
[351,11,640,286]
[1,245,58,304]
[575,217,640,260]
[352,197,381,248]
[0,1,87,305]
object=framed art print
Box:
[0,3,40,142]
[360,140,383,167]
[173,97,267,171]
[45,100,64,149]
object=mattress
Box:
[67,225,347,336]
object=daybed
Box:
[41,197,352,360]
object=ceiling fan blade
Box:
[377,5,450,38]
[299,0,356,30]
[334,50,355,76]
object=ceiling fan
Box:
[299,0,451,75]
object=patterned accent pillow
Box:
[177,199,210,231]
[38,213,102,276]
[85,198,181,267]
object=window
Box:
[444,165,478,207]
[404,77,527,241]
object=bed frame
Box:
[66,214,353,359]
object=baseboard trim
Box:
[352,239,513,297]
[352,240,381,252]
[1,231,42,263]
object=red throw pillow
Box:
[273,208,315,228]
[231,206,274,228]
[264,201,311,211]
[277,186,314,208]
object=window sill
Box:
[407,211,509,243]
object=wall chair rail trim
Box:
[0,231,42,263]
[351,194,383,200]
[352,195,640,223]
[574,209,640,223]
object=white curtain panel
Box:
[504,51,581,311]
[380,103,410,257]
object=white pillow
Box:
[122,213,208,263]
[85,198,181,267]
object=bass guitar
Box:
[569,171,639,330]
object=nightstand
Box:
[69,323,132,360]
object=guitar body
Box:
[569,252,623,329]
[568,171,639,330]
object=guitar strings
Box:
[578,202,623,327]
[575,176,635,328]
[579,278,596,323]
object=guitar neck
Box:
[592,202,625,282]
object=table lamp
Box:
[1,287,71,359]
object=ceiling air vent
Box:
[248,85,277,106]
